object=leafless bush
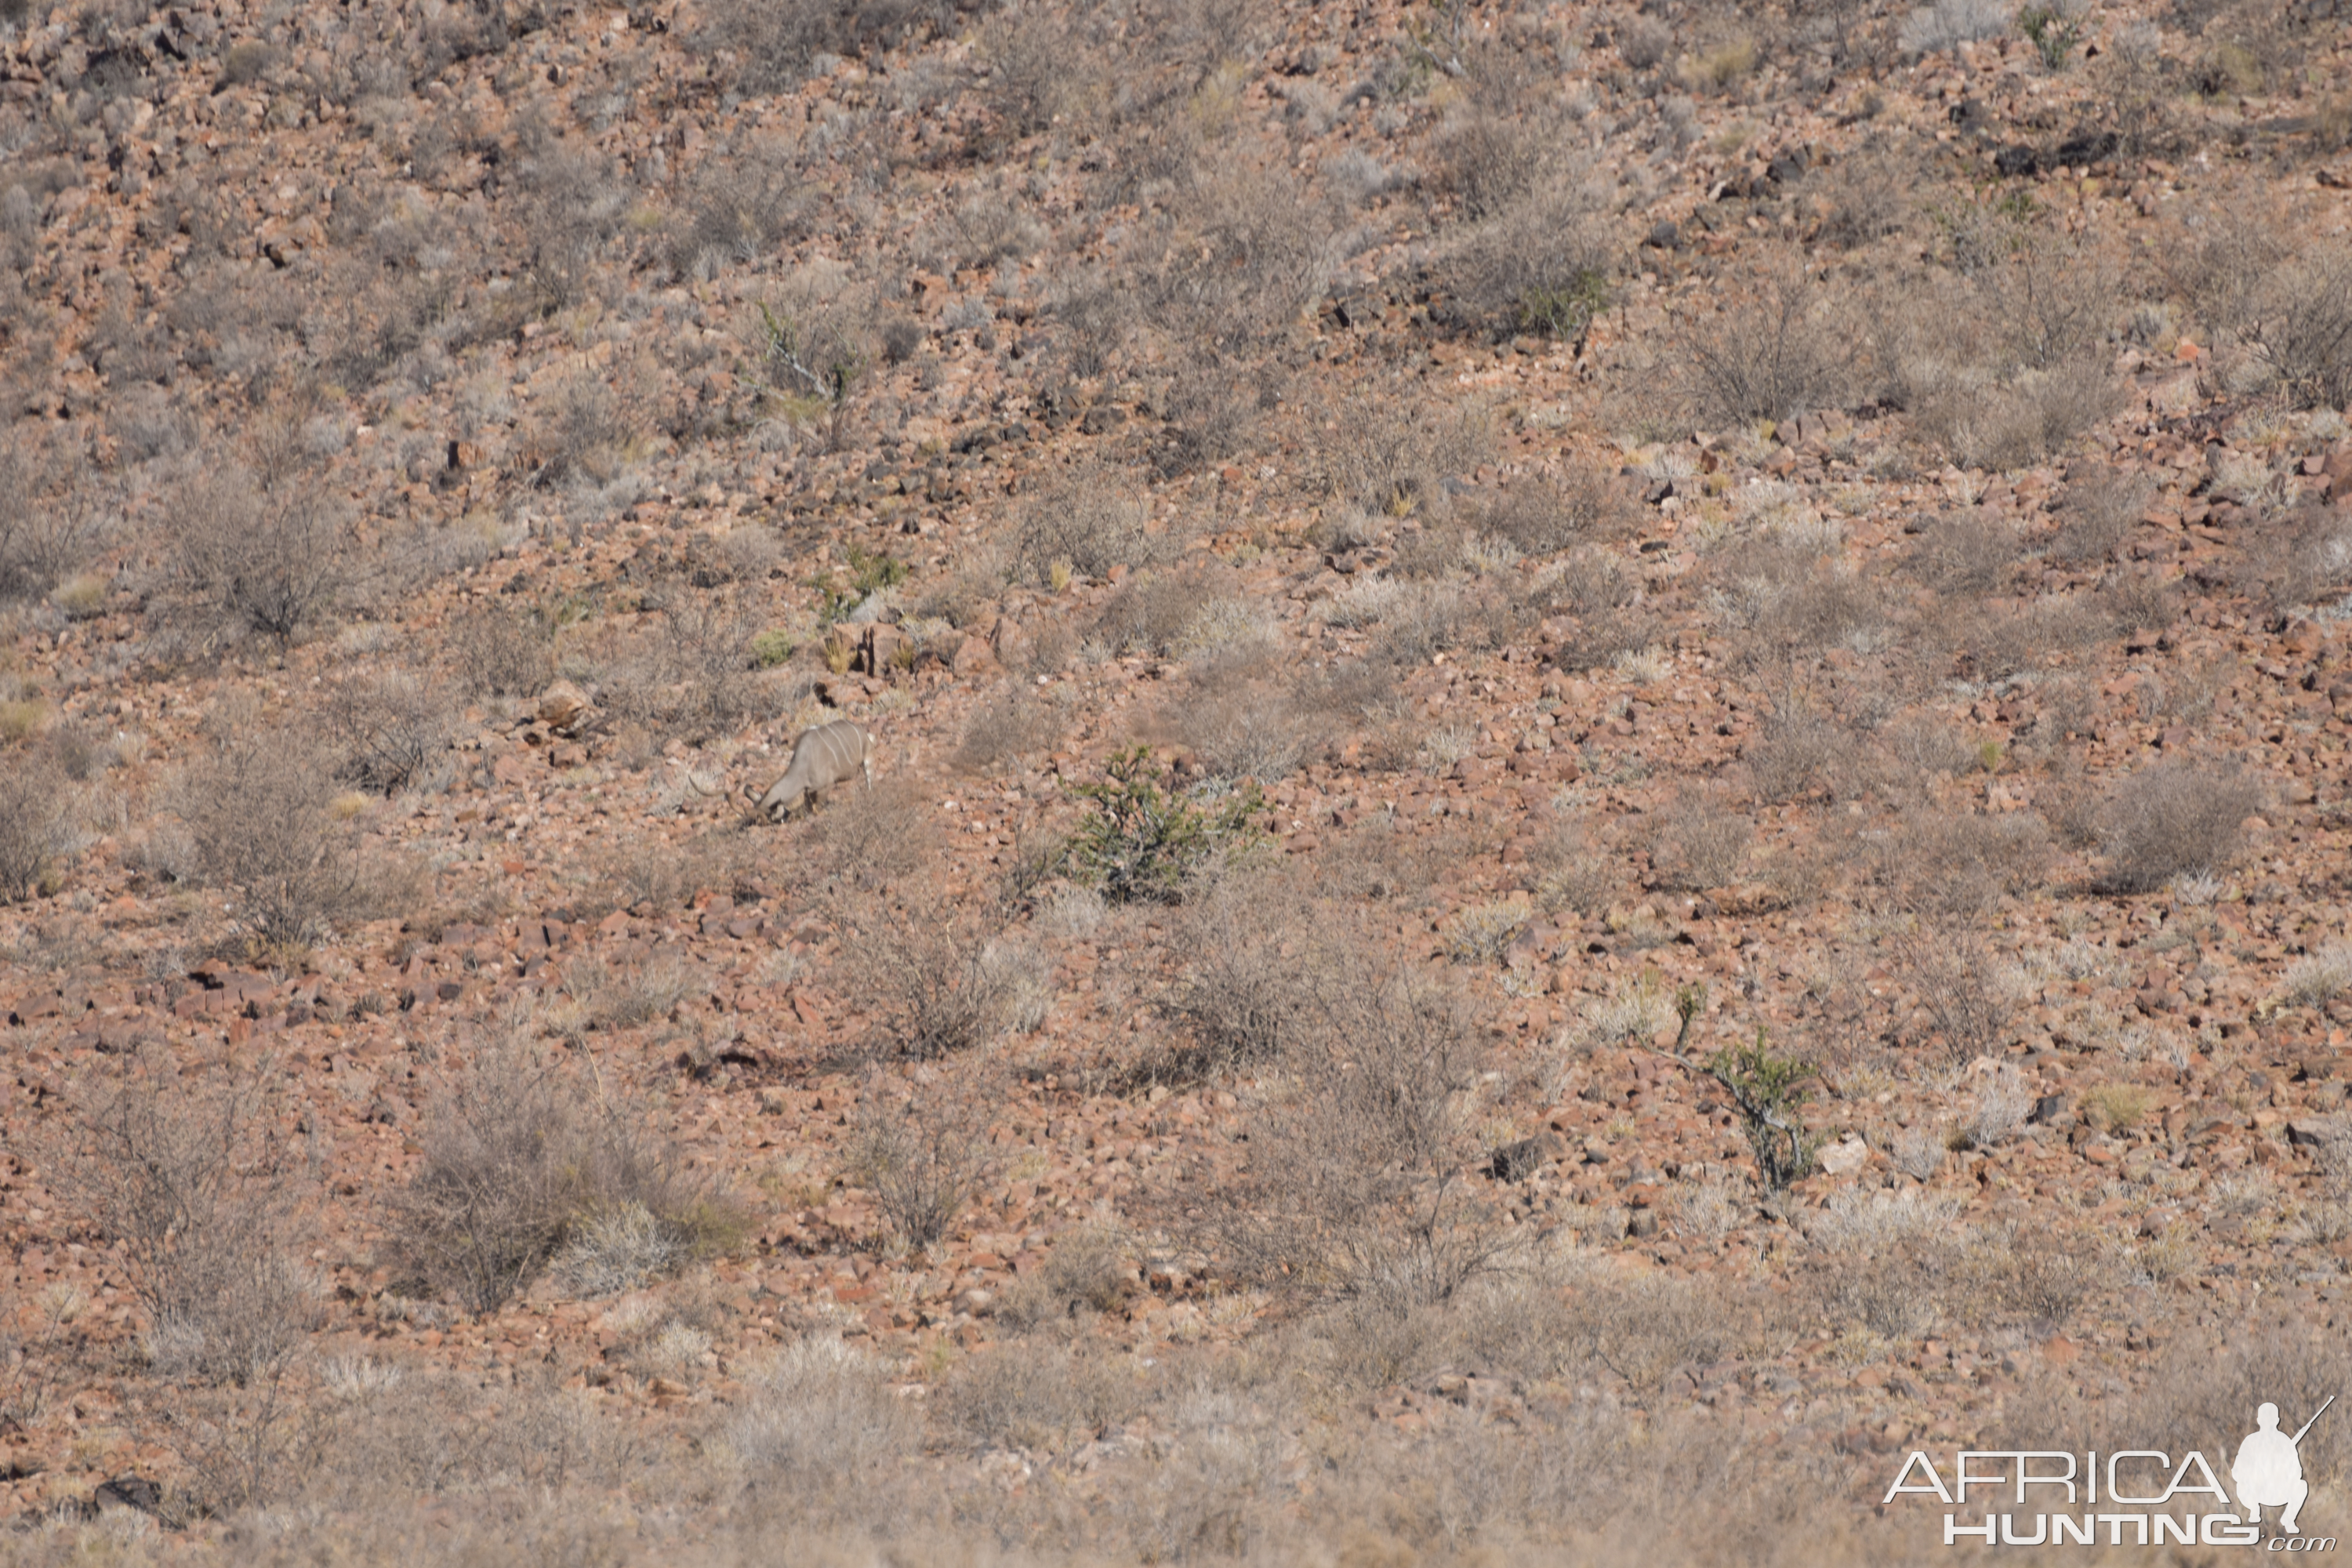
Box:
[1899,0,2007,55]
[1472,468,1635,555]
[1806,149,1911,249]
[322,670,455,795]
[1137,163,1337,354]
[979,3,1105,138]
[0,751,65,901]
[1087,567,1221,659]
[1566,1273,1741,1392]
[1318,393,1491,521]
[2137,1329,2352,1490]
[393,1043,732,1314]
[1890,920,2016,1064]
[176,731,377,950]
[1649,787,1753,891]
[838,888,1013,1058]
[1215,947,1512,1312]
[1900,510,2020,596]
[796,777,934,892]
[1713,542,1885,664]
[165,457,354,648]
[1153,348,1275,476]
[55,1061,315,1386]
[446,604,555,697]
[693,0,855,93]
[1960,1225,2103,1332]
[1013,466,1178,585]
[2049,466,2151,566]
[1857,806,2049,914]
[851,1061,993,1247]
[729,1337,920,1490]
[1743,702,1844,804]
[2238,241,2352,410]
[1167,876,1321,1075]
[2096,762,2262,893]
[564,950,710,1029]
[598,598,775,743]
[1530,818,1619,916]
[1671,266,1849,429]
[993,1226,1137,1333]
[1963,1064,2032,1147]
[0,433,104,605]
[942,1338,1142,1453]
[956,684,1054,773]
[1442,182,1612,343]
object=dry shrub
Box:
[2234,241,2352,411]
[1743,701,1844,804]
[1648,786,1752,891]
[597,597,775,744]
[176,731,381,951]
[1214,945,1513,1312]
[393,1043,734,1314]
[1879,249,2124,469]
[1708,535,1883,662]
[729,1338,920,1492]
[955,683,1054,774]
[1889,919,2016,1064]
[1565,1272,1744,1393]
[1155,615,1317,783]
[1013,466,1178,585]
[1858,806,2049,913]
[0,750,65,900]
[978,2,1106,138]
[2096,761,2262,893]
[942,1339,1143,1454]
[2049,466,2152,567]
[321,670,455,795]
[1441,180,1612,343]
[1899,510,2020,596]
[782,775,930,895]
[54,1059,316,1387]
[0,431,104,605]
[1134,162,1337,355]
[1529,816,1619,916]
[446,603,555,697]
[851,1060,993,1247]
[1806,147,1912,249]
[1087,566,1222,659]
[837,887,1014,1058]
[1670,264,1849,429]
[1167,875,1322,1075]
[2136,1328,2352,1490]
[579,829,751,916]
[1956,1223,2106,1332]
[165,456,354,648]
[564,949,710,1030]
[993,1226,1137,1332]
[1317,392,1492,521]
[1471,467,1635,555]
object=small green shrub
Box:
[1659,985,1820,1188]
[2017,4,2080,70]
[1062,746,1266,905]
[750,627,798,668]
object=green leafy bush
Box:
[1062,746,1265,904]
[1660,985,1820,1189]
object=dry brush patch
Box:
[390,1042,740,1314]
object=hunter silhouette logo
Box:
[2237,1398,2333,1537]
[1884,1396,2340,1549]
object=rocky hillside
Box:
[3,0,2352,1559]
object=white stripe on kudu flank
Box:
[755,720,875,819]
